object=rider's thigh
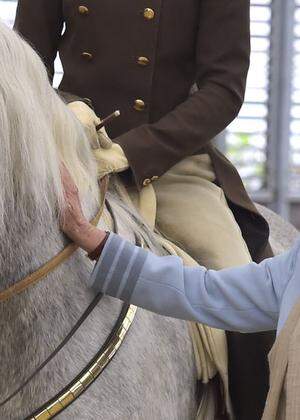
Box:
[153,154,251,268]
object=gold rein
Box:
[0,176,109,303]
[30,305,137,420]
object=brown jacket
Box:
[14,0,270,263]
[14,3,274,418]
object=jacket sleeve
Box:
[116,0,250,188]
[14,0,63,80]
[89,233,300,333]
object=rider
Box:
[14,2,273,418]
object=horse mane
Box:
[0,20,162,291]
[0,21,98,276]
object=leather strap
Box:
[0,176,109,303]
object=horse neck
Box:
[0,208,95,410]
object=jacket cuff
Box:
[87,231,110,260]
[116,125,175,189]
[89,233,148,301]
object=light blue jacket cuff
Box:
[89,233,148,301]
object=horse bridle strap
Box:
[0,176,109,303]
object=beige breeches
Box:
[152,154,251,270]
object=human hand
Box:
[93,143,129,179]
[68,101,113,149]
[60,163,106,253]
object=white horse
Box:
[0,21,297,420]
[0,22,198,420]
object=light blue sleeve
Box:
[91,233,300,333]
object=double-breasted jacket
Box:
[14,0,271,262]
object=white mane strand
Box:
[0,20,98,269]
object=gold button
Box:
[137,56,150,66]
[82,52,93,60]
[151,176,159,181]
[143,178,151,187]
[78,5,89,15]
[134,99,146,111]
[143,8,155,20]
